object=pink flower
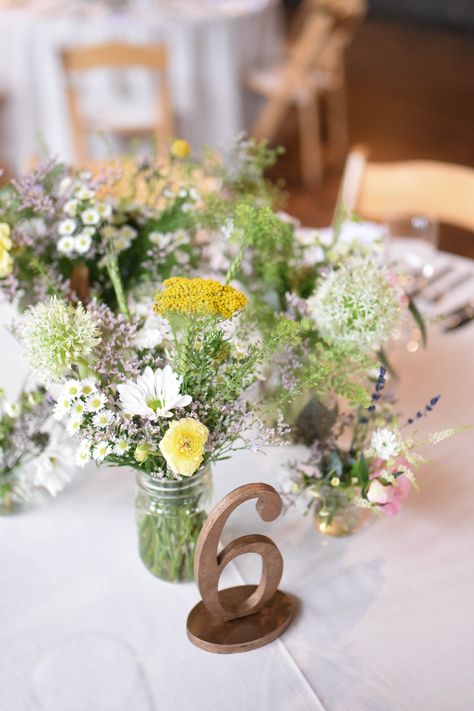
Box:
[367,479,393,505]
[382,475,411,516]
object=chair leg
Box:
[325,83,348,166]
[297,95,322,187]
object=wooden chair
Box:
[245,12,334,186]
[246,1,366,186]
[61,42,175,163]
[336,146,474,232]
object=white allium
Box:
[307,258,402,350]
[370,427,401,460]
[19,297,100,383]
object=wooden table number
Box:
[186,483,296,653]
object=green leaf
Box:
[408,298,427,347]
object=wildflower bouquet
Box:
[282,367,459,537]
[0,137,280,315]
[0,387,75,514]
[17,276,299,580]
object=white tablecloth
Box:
[0,0,280,173]
[1,243,474,710]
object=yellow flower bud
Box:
[134,443,152,463]
[170,139,191,159]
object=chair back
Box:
[61,42,174,162]
[337,147,474,232]
[252,11,334,141]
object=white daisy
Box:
[188,187,200,202]
[113,439,129,455]
[119,225,137,241]
[3,401,20,418]
[83,226,96,237]
[58,176,73,194]
[92,409,114,428]
[32,427,76,496]
[64,379,82,398]
[101,225,117,240]
[81,208,100,226]
[66,414,83,435]
[75,448,91,467]
[370,427,401,461]
[71,400,85,417]
[80,378,97,397]
[58,218,76,236]
[117,365,192,420]
[74,233,92,254]
[86,392,107,412]
[57,236,75,255]
[113,236,131,252]
[63,199,79,217]
[148,231,173,249]
[52,401,69,421]
[96,202,112,219]
[75,186,95,201]
[93,441,111,462]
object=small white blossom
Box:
[66,414,83,435]
[70,400,85,417]
[86,392,107,412]
[33,427,76,496]
[3,401,20,418]
[119,225,137,241]
[114,439,129,455]
[64,380,81,398]
[93,441,111,462]
[370,427,401,460]
[64,199,79,217]
[80,378,97,397]
[149,231,173,249]
[75,186,95,201]
[74,233,92,254]
[93,409,114,428]
[81,208,100,226]
[58,218,76,236]
[57,236,75,255]
[96,202,112,219]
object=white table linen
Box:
[1,242,474,710]
[0,0,280,173]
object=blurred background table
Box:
[0,0,281,172]
[1,238,473,710]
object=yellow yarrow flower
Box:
[0,222,13,278]
[170,139,191,159]
[154,277,247,320]
[159,417,209,477]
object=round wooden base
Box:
[186,584,296,654]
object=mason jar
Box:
[0,469,31,515]
[135,466,213,582]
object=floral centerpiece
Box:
[281,367,461,536]
[17,274,300,580]
[0,387,75,514]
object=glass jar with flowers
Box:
[282,367,461,537]
[0,387,76,515]
[17,273,302,581]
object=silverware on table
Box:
[408,263,455,299]
[427,272,474,304]
[443,298,474,332]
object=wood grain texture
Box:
[187,483,296,653]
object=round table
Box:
[0,241,473,710]
[0,0,281,173]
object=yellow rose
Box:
[170,139,191,160]
[159,417,209,477]
[0,222,11,250]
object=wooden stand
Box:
[186,483,296,654]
